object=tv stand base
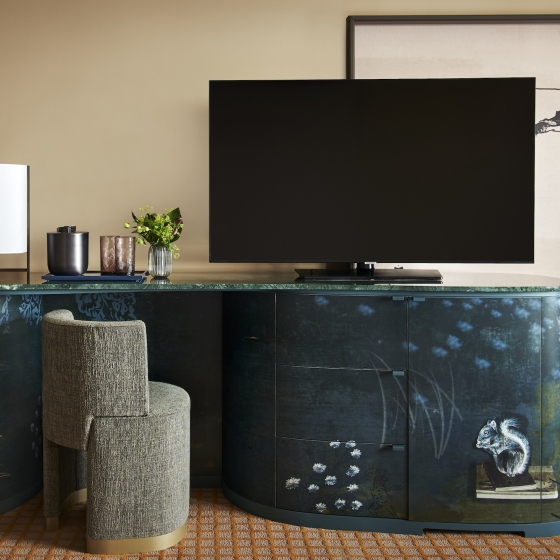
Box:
[295,267,442,283]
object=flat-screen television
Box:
[209,78,535,282]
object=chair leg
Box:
[43,438,87,531]
[43,438,60,529]
[45,516,59,531]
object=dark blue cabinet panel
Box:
[277,294,407,370]
[0,294,43,514]
[541,297,560,523]
[276,438,407,519]
[276,366,407,444]
[222,292,276,506]
[408,297,543,524]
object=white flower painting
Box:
[285,477,300,490]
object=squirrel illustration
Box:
[475,418,530,477]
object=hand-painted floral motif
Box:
[19,295,42,325]
[0,295,10,334]
[285,477,300,489]
[76,293,136,321]
[283,440,403,517]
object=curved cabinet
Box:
[223,291,560,537]
[0,294,43,514]
[2,278,560,535]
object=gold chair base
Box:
[45,487,188,553]
[86,517,189,554]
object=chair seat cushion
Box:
[148,381,191,417]
[87,381,190,540]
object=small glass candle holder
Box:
[115,236,136,276]
[100,236,116,274]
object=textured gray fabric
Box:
[42,310,191,542]
[42,309,149,451]
[88,382,190,539]
[42,437,60,518]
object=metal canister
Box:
[47,226,89,275]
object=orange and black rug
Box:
[1,488,559,559]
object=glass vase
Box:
[115,236,136,276]
[148,244,172,278]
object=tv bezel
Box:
[209,78,535,281]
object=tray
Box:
[41,271,148,283]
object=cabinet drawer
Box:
[276,366,407,443]
[277,294,407,369]
[276,438,407,519]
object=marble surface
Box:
[2,269,560,293]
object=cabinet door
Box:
[277,366,407,444]
[277,294,407,370]
[541,296,560,523]
[222,292,276,506]
[276,438,407,519]
[408,296,542,524]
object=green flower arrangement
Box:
[124,205,184,258]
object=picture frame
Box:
[345,14,560,275]
[346,14,560,80]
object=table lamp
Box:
[0,164,30,283]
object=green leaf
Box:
[167,207,181,222]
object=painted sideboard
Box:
[2,271,560,537]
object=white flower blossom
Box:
[350,448,361,458]
[347,484,359,492]
[308,484,319,493]
[345,440,356,448]
[316,503,327,512]
[329,441,341,448]
[334,499,346,509]
[313,463,326,473]
[285,477,300,489]
[351,500,363,510]
[346,465,360,477]
[325,475,337,485]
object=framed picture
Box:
[346,15,560,274]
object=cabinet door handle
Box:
[243,336,274,341]
[379,443,406,451]
[392,370,405,377]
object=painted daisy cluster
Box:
[284,440,365,514]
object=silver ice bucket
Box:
[47,226,89,275]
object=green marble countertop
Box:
[2,270,560,294]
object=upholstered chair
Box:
[41,309,190,554]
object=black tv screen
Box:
[209,78,535,265]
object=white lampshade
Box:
[0,164,28,254]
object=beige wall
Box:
[1,0,559,276]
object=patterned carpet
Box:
[1,488,560,559]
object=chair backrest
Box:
[42,309,149,450]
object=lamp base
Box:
[0,267,30,284]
